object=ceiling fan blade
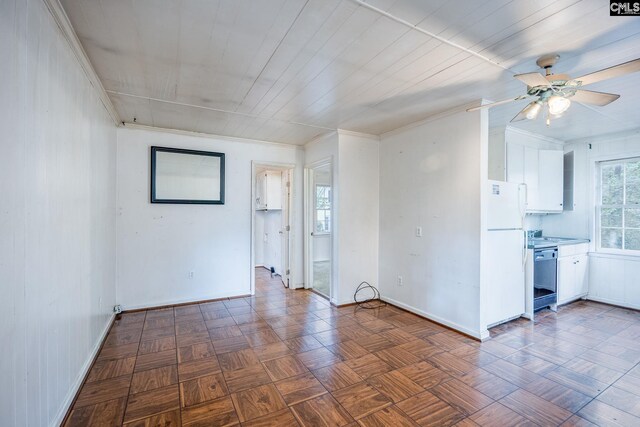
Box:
[466,95,530,112]
[511,101,542,123]
[571,89,620,106]
[572,58,640,86]
[511,104,529,123]
[514,72,550,87]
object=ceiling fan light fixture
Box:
[524,101,542,120]
[548,95,571,115]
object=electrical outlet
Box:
[188,271,195,279]
[415,226,422,237]
[397,275,403,286]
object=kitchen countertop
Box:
[527,236,590,249]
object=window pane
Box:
[626,208,640,228]
[626,161,640,205]
[601,228,622,249]
[601,164,623,204]
[625,229,640,251]
[601,207,622,227]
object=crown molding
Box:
[566,127,640,145]
[42,0,120,126]
[336,129,380,140]
[304,131,338,147]
[505,126,565,146]
[121,123,306,150]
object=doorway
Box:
[251,163,294,294]
[305,160,333,300]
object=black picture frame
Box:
[150,146,225,204]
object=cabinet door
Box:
[256,173,265,210]
[523,147,540,211]
[265,171,282,210]
[537,150,564,212]
[557,256,575,305]
[574,254,588,297]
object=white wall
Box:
[0,1,117,426]
[541,130,640,309]
[488,126,506,181]
[116,127,304,309]
[379,110,486,338]
[336,132,380,305]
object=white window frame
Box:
[596,156,640,255]
[314,184,331,235]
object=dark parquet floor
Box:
[65,268,640,426]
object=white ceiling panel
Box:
[108,92,328,145]
[61,0,640,144]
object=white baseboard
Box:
[586,295,640,311]
[123,291,251,311]
[381,296,488,340]
[51,312,115,427]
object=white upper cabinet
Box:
[256,170,282,210]
[507,143,563,213]
[537,150,564,212]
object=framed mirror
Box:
[151,146,225,204]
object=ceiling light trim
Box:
[43,0,120,126]
[349,0,512,73]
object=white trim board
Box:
[336,129,380,140]
[42,0,120,126]
[111,91,336,134]
[505,126,565,146]
[568,127,640,145]
[122,123,308,150]
[51,313,115,427]
[381,296,490,341]
[122,292,251,312]
[586,296,640,312]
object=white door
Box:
[306,163,332,299]
[575,254,588,297]
[280,170,291,287]
[557,256,574,305]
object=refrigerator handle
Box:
[522,230,528,270]
[518,183,528,230]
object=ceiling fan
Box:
[468,54,640,125]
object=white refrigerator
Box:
[484,180,527,327]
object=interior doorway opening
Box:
[251,163,294,294]
[305,160,333,300]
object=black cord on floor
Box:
[353,281,387,309]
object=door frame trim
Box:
[250,161,296,296]
[304,157,334,301]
